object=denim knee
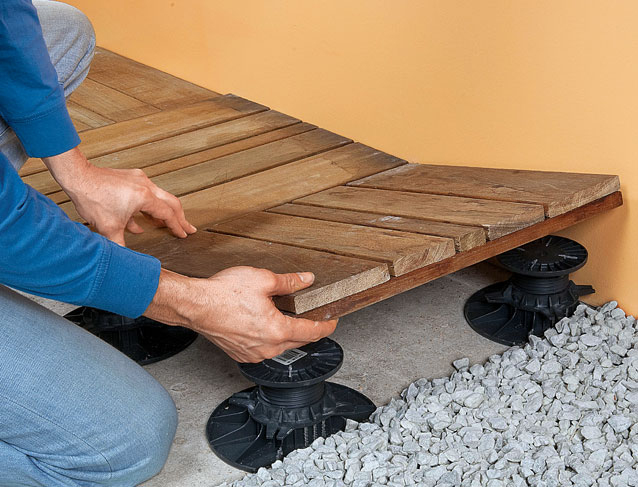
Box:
[34,0,96,93]
[109,386,178,485]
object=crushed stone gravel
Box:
[219,302,638,487]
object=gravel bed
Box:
[220,302,638,487]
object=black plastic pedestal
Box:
[64,307,197,365]
[206,338,376,472]
[464,236,595,346]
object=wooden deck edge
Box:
[297,191,623,321]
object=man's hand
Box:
[144,267,338,363]
[42,147,196,246]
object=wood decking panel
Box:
[294,186,546,240]
[87,47,220,109]
[351,164,621,217]
[268,204,486,252]
[142,231,391,314]
[210,212,455,276]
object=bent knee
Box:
[34,1,96,87]
[114,388,178,483]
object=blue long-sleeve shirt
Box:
[0,0,160,317]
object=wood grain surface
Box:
[44,122,318,205]
[27,110,301,197]
[67,101,113,131]
[61,143,405,232]
[142,231,390,314]
[351,164,621,217]
[294,186,546,239]
[77,95,267,160]
[211,212,455,276]
[299,192,623,320]
[87,47,220,109]
[140,143,404,230]
[150,128,351,197]
[268,203,486,252]
[69,78,160,122]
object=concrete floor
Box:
[29,262,512,486]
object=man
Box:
[0,1,337,485]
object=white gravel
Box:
[220,302,638,487]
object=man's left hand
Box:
[42,146,197,246]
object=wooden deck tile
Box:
[350,164,621,217]
[294,186,546,240]
[87,47,220,109]
[142,231,390,314]
[268,204,486,252]
[210,212,455,276]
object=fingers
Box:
[126,217,144,234]
[267,272,315,296]
[282,315,338,343]
[148,186,197,237]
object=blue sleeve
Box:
[0,155,161,318]
[0,0,80,157]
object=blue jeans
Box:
[0,3,178,486]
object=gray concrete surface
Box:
[27,262,511,486]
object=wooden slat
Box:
[68,79,160,122]
[67,101,113,130]
[91,110,300,171]
[26,110,300,197]
[299,192,623,320]
[211,212,455,276]
[47,192,68,205]
[142,231,391,314]
[293,186,546,240]
[142,122,316,179]
[268,204,486,252]
[151,129,351,197]
[350,164,621,218]
[19,158,46,177]
[77,95,267,160]
[87,47,220,109]
[71,119,91,132]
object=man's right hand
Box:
[144,267,338,363]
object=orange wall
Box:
[68,0,636,313]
